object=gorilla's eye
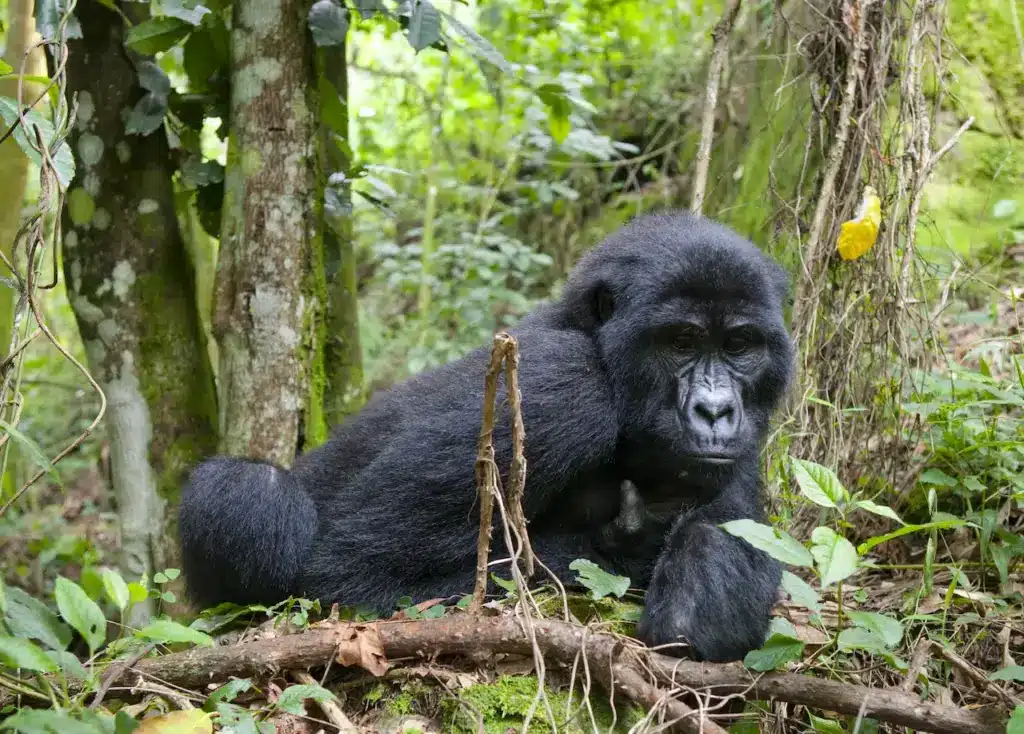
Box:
[723,327,762,355]
[595,287,615,323]
[672,325,705,351]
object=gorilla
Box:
[178,211,794,662]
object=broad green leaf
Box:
[790,457,846,507]
[857,518,967,555]
[55,576,107,654]
[161,0,211,25]
[742,633,804,671]
[1007,705,1024,734]
[837,626,888,653]
[136,618,215,647]
[993,199,1018,218]
[353,0,386,19]
[569,558,630,599]
[275,683,337,715]
[308,0,349,46]
[845,610,903,648]
[0,709,98,734]
[0,96,75,188]
[205,678,254,709]
[102,567,130,611]
[809,527,859,587]
[4,586,72,650]
[0,60,13,76]
[720,519,814,567]
[0,576,5,615]
[537,83,571,144]
[919,467,957,487]
[807,713,846,734]
[422,603,445,619]
[128,582,149,606]
[988,665,1024,682]
[407,0,441,52]
[125,17,192,56]
[0,635,59,672]
[780,570,822,613]
[318,75,348,135]
[853,499,904,524]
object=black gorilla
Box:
[179,211,794,662]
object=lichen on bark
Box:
[62,0,217,620]
[213,0,321,465]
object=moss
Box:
[68,188,96,227]
[447,675,645,734]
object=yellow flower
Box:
[837,185,882,261]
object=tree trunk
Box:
[317,44,363,444]
[62,0,218,621]
[213,0,321,465]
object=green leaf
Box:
[1007,705,1024,734]
[127,582,149,606]
[0,421,60,488]
[807,713,846,734]
[422,603,445,619]
[136,618,215,647]
[857,518,967,555]
[845,610,903,648]
[919,467,958,487]
[0,576,6,616]
[993,199,1018,219]
[0,96,75,188]
[853,499,904,524]
[988,665,1024,682]
[55,576,107,654]
[720,519,814,567]
[0,709,99,734]
[161,0,210,25]
[308,0,349,46]
[837,626,888,653]
[0,635,59,672]
[780,570,822,613]
[125,17,193,56]
[205,678,254,709]
[101,568,130,612]
[0,60,13,76]
[809,527,859,587]
[569,558,630,600]
[790,457,847,508]
[489,573,516,593]
[742,633,804,671]
[318,75,348,135]
[275,683,337,715]
[3,586,72,650]
[537,83,571,144]
[407,0,441,52]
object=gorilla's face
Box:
[564,213,794,482]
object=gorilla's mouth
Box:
[685,452,738,466]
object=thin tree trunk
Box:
[213,0,321,465]
[317,44,363,442]
[62,0,218,622]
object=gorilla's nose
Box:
[689,388,740,438]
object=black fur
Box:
[179,211,794,662]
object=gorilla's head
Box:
[561,211,795,483]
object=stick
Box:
[117,617,1005,734]
[498,333,534,577]
[292,671,359,733]
[690,0,742,215]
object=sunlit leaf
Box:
[569,558,630,599]
[720,519,813,568]
[55,576,107,654]
[136,618,215,647]
[809,527,859,587]
[919,467,957,487]
[0,635,59,672]
[845,610,903,647]
[441,10,512,72]
[790,457,847,507]
[853,499,904,525]
[1008,705,1024,734]
[780,570,822,613]
[857,518,967,555]
[135,709,213,733]
[101,568,130,612]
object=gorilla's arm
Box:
[635,463,781,662]
[297,323,621,608]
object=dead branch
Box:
[292,671,358,733]
[690,0,742,215]
[121,616,1006,734]
[500,334,534,577]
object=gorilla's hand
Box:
[635,483,782,662]
[599,480,646,547]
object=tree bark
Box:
[316,44,363,442]
[213,0,321,465]
[62,0,218,621]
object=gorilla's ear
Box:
[561,278,614,331]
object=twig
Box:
[690,0,742,215]
[111,616,1006,734]
[292,671,359,733]
[499,334,534,577]
[90,644,155,709]
[901,637,932,693]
